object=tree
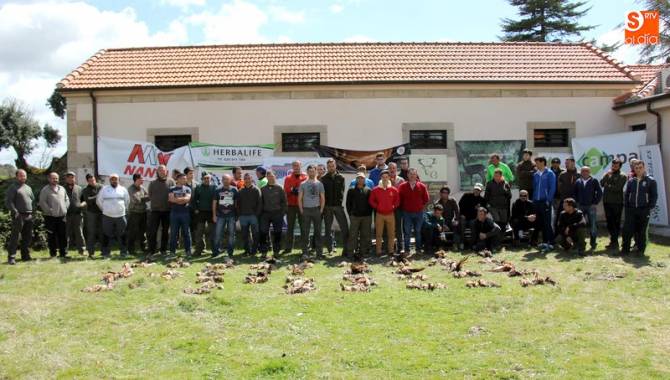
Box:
[47,88,66,119]
[637,0,670,63]
[0,98,62,170]
[501,0,595,42]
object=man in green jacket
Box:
[600,159,628,249]
[486,153,515,184]
[192,173,216,256]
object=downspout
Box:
[89,91,99,177]
[646,101,662,147]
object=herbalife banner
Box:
[572,131,647,179]
[639,145,668,226]
[455,140,525,189]
[263,157,330,186]
[313,144,410,172]
[189,142,275,169]
[98,137,193,180]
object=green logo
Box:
[578,147,610,174]
[202,147,210,157]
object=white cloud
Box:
[329,3,344,14]
[344,34,376,42]
[161,0,207,11]
[187,0,268,43]
[276,35,295,43]
[269,5,305,24]
[595,27,642,65]
[0,1,189,166]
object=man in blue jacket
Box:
[621,160,658,255]
[531,156,556,250]
[574,166,603,250]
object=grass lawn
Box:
[1,238,669,379]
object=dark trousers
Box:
[66,213,85,252]
[622,207,651,253]
[533,201,554,244]
[148,210,170,254]
[347,215,372,257]
[8,213,33,260]
[126,212,147,254]
[44,215,67,257]
[285,205,302,251]
[473,233,501,252]
[510,218,535,242]
[260,211,284,255]
[193,211,214,254]
[301,207,322,256]
[84,211,105,255]
[603,203,623,242]
[421,228,444,253]
[556,227,586,252]
[324,205,349,255]
[239,215,259,254]
[102,215,127,256]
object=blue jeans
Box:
[402,211,424,251]
[169,212,191,254]
[533,200,554,244]
[239,215,259,254]
[580,205,598,245]
[214,214,236,256]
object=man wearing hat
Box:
[255,166,268,189]
[80,173,103,256]
[97,173,130,257]
[64,171,86,255]
[127,173,150,256]
[516,149,535,197]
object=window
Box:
[154,135,192,151]
[281,132,320,152]
[631,123,647,131]
[409,130,447,149]
[533,129,569,148]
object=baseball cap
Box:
[474,183,483,191]
[65,171,75,177]
[551,158,561,164]
[356,172,366,178]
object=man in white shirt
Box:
[96,173,130,258]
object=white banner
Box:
[572,131,647,179]
[263,157,330,186]
[189,142,275,169]
[410,154,448,182]
[639,144,668,226]
[97,137,193,180]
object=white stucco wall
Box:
[93,96,623,194]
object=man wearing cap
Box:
[168,172,192,256]
[575,166,603,250]
[96,173,130,257]
[321,158,349,257]
[458,183,487,249]
[283,161,307,253]
[398,168,430,254]
[80,173,104,256]
[516,149,535,197]
[5,169,35,264]
[255,166,268,189]
[39,172,69,258]
[192,173,216,256]
[532,156,556,250]
[148,165,175,256]
[63,171,85,255]
[259,170,287,258]
[349,165,375,189]
[127,173,150,256]
[486,153,514,184]
[346,172,373,259]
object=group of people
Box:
[3,149,658,265]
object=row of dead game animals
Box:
[82,251,555,294]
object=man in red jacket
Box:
[369,170,400,256]
[283,161,307,253]
[398,168,430,254]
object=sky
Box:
[0,0,645,167]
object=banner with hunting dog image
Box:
[455,140,526,190]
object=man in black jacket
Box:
[484,169,512,228]
[510,190,536,245]
[346,173,373,260]
[321,158,349,257]
[600,159,628,249]
[259,171,287,258]
[80,174,104,257]
[472,207,502,253]
[555,198,587,255]
[621,160,658,255]
[458,183,487,249]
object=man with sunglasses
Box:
[510,190,536,247]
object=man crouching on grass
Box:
[555,198,587,256]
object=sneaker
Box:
[7,258,16,265]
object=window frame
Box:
[280,132,321,153]
[409,129,448,150]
